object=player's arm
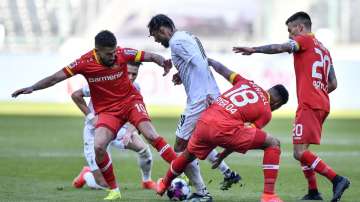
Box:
[208,58,234,80]
[327,64,337,93]
[11,70,67,98]
[233,42,295,55]
[71,89,91,116]
[143,52,172,76]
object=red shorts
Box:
[188,120,267,160]
[95,99,151,136]
[292,107,328,145]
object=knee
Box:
[94,143,106,156]
[267,136,281,148]
[293,150,304,161]
[174,141,187,153]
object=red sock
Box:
[98,152,118,189]
[151,137,177,164]
[301,162,318,190]
[163,153,191,187]
[263,146,281,194]
[300,150,337,181]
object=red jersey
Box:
[292,34,332,112]
[199,74,272,131]
[63,47,145,114]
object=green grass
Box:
[0,114,359,202]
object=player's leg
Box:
[124,134,156,190]
[94,126,122,200]
[292,108,350,201]
[157,148,197,195]
[175,114,209,197]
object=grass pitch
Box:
[0,113,359,202]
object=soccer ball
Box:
[166,178,191,201]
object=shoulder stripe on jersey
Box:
[229,72,237,84]
[65,66,74,76]
[92,49,100,64]
[135,51,144,62]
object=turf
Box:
[0,114,359,202]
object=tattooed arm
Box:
[233,42,295,55]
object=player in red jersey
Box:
[232,11,350,202]
[156,58,289,202]
[11,30,177,200]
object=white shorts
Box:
[83,123,127,171]
[176,98,214,140]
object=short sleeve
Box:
[62,58,86,78]
[121,48,144,63]
[82,85,91,97]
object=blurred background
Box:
[0,1,359,201]
[0,0,359,117]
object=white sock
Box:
[206,149,231,177]
[83,172,105,190]
[137,146,152,181]
[184,159,208,195]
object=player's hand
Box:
[211,153,224,169]
[92,169,109,188]
[162,59,172,76]
[122,132,133,146]
[172,72,182,85]
[11,87,34,98]
[232,47,256,55]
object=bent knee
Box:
[268,136,281,148]
[293,150,304,161]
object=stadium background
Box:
[0,0,359,201]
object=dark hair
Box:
[127,61,142,67]
[273,84,289,105]
[147,14,175,34]
[95,30,117,47]
[285,11,312,29]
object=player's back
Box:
[169,31,220,104]
[200,74,271,131]
[292,34,331,112]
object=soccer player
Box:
[11,30,178,200]
[148,14,240,200]
[71,62,156,191]
[232,11,350,201]
[156,58,289,202]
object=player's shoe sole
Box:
[186,193,213,202]
[72,166,91,188]
[301,191,323,200]
[331,176,350,202]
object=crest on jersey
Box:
[69,61,78,69]
[124,49,137,56]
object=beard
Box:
[101,59,115,67]
[161,41,169,48]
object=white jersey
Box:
[169,31,220,105]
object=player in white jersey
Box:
[71,62,156,190]
[148,14,241,201]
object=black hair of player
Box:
[273,84,289,105]
[285,11,312,29]
[127,61,142,67]
[95,30,117,48]
[148,14,175,34]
